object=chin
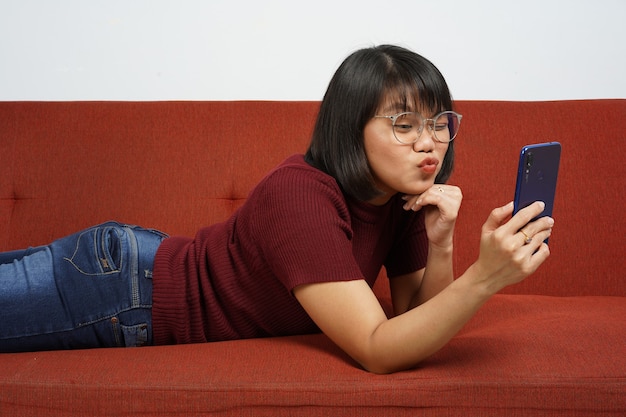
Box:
[408,180,436,194]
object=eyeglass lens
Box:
[393,112,460,143]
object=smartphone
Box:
[513,142,561,225]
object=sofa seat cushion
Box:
[1,294,624,417]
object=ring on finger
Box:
[520,229,532,245]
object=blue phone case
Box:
[513,142,561,221]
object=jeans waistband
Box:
[121,225,168,308]
[129,226,168,279]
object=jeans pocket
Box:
[63,226,123,276]
[120,322,150,347]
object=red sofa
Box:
[1,100,625,416]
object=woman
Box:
[0,45,553,373]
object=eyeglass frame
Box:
[373,110,463,144]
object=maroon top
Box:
[152,155,428,345]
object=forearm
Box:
[295,265,493,375]
[409,243,454,308]
[367,270,490,374]
[365,201,554,373]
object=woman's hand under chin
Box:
[402,185,463,250]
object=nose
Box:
[412,123,437,153]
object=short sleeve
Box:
[247,163,365,292]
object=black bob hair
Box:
[305,44,456,202]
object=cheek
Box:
[364,139,402,177]
[363,123,397,158]
[437,143,451,169]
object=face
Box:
[363,100,450,206]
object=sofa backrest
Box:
[1,100,624,297]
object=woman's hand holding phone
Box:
[469,201,554,296]
[467,142,559,295]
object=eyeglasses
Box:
[373,111,462,144]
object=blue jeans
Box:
[0,222,168,353]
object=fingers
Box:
[508,201,547,233]
[402,185,461,212]
[475,204,554,292]
[482,201,514,233]
[516,236,551,277]
[518,217,554,246]
[500,205,554,269]
[518,228,552,254]
[484,202,553,249]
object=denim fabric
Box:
[0,222,167,353]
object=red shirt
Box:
[152,155,428,345]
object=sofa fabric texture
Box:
[1,100,625,416]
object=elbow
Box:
[359,357,418,375]
[347,343,400,374]
[361,362,398,375]
[354,330,435,374]
[356,350,424,375]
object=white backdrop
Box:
[1,0,625,101]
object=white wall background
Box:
[1,0,625,101]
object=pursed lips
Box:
[417,157,439,174]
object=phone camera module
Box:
[525,152,534,175]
